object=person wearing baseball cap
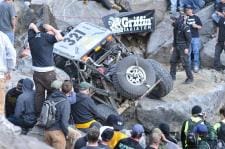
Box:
[71,82,104,132]
[181,105,206,148]
[184,4,202,73]
[105,114,127,148]
[114,124,144,149]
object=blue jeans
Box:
[8,115,35,129]
[212,12,220,24]
[189,38,201,67]
[180,0,205,10]
[4,31,14,44]
[170,0,178,13]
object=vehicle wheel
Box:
[96,104,119,121]
[147,59,173,98]
[112,55,156,98]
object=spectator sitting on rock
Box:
[5,79,23,118]
[213,7,225,71]
[71,82,104,132]
[179,0,205,11]
[212,0,225,24]
[159,123,178,144]
[8,78,37,133]
[81,127,101,149]
[99,127,114,149]
[114,124,144,149]
[105,114,128,148]
[62,80,76,105]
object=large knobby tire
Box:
[147,59,173,98]
[112,56,156,99]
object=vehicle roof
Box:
[53,22,112,60]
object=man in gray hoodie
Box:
[8,78,37,130]
[0,31,20,134]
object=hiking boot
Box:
[193,66,199,73]
[184,78,193,84]
[0,116,21,135]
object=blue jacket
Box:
[14,78,36,125]
[47,90,70,136]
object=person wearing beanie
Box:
[114,124,144,149]
[44,80,71,149]
[181,105,206,149]
[5,79,24,118]
[159,123,177,144]
[71,82,104,132]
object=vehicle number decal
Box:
[63,30,86,46]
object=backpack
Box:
[186,119,203,148]
[38,97,66,128]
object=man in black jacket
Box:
[5,79,23,118]
[71,82,104,132]
[28,23,63,117]
[214,8,225,71]
[170,14,193,84]
[44,80,71,149]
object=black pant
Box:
[170,45,193,79]
[214,42,225,69]
[33,71,56,116]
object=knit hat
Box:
[79,82,92,90]
[51,80,63,89]
[106,114,124,131]
[16,79,24,92]
[101,128,114,141]
[159,123,170,136]
[193,123,208,134]
[192,105,202,115]
[131,124,144,135]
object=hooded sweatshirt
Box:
[71,93,105,124]
[14,78,36,125]
[0,31,16,74]
[46,90,70,136]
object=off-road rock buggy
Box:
[53,22,173,116]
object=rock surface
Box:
[146,5,215,64]
[0,131,52,149]
[136,69,225,132]
[201,38,225,68]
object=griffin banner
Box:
[102,10,155,35]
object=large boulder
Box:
[129,0,168,24]
[201,38,225,68]
[0,126,52,149]
[146,5,214,64]
[46,1,118,29]
[136,69,225,132]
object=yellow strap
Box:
[75,120,96,129]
